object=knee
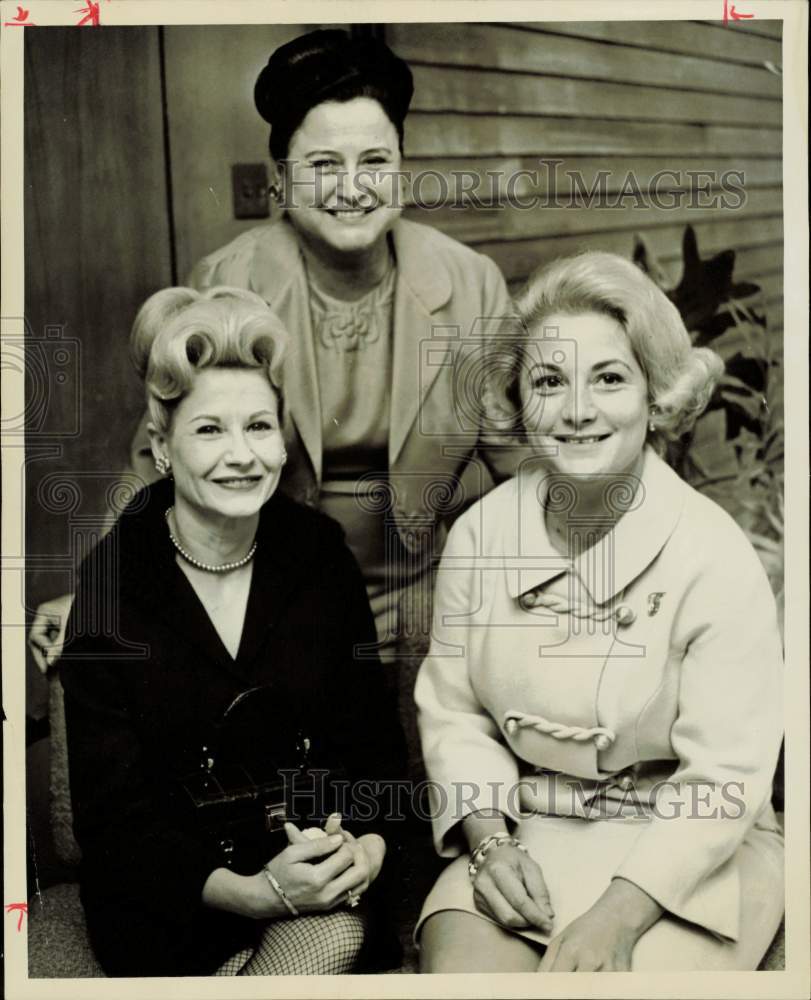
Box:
[419,945,465,974]
[317,912,367,974]
[417,913,473,973]
[418,911,542,973]
[333,919,366,969]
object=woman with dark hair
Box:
[187,28,520,658]
[414,252,784,972]
[61,287,406,976]
[29,28,519,671]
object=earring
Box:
[280,449,288,465]
[268,182,280,202]
[648,407,658,434]
[155,455,171,475]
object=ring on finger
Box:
[345,890,362,909]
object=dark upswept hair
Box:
[130,286,288,434]
[254,29,414,161]
[484,251,724,448]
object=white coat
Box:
[415,446,783,944]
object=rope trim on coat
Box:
[503,709,616,751]
[518,588,636,626]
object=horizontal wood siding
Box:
[389,20,783,336]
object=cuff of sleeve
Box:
[92,828,223,913]
[614,842,741,942]
[430,777,524,858]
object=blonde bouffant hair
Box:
[130,286,289,434]
[485,251,724,448]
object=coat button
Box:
[594,734,613,752]
[615,605,636,626]
[519,591,538,610]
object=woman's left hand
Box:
[538,877,663,972]
[297,814,386,898]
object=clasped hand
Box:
[257,814,385,918]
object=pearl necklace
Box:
[165,507,257,573]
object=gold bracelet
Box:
[262,864,299,917]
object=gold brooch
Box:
[647,592,665,616]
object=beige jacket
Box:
[415,447,783,941]
[189,217,525,553]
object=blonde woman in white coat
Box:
[414,251,784,972]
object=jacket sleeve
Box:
[472,253,537,484]
[60,556,223,913]
[613,528,784,941]
[315,518,408,832]
[414,511,522,856]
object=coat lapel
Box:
[586,448,686,604]
[233,498,306,669]
[120,489,247,680]
[389,221,452,466]
[249,221,323,483]
[505,467,571,600]
[238,218,456,475]
[163,563,244,676]
[505,448,686,606]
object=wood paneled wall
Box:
[24,20,785,613]
[24,27,173,609]
[163,24,317,283]
[390,21,783,334]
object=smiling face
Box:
[519,311,650,481]
[279,96,403,259]
[151,367,286,524]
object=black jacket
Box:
[61,478,406,976]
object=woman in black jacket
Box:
[60,286,405,977]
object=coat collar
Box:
[506,447,687,605]
[390,217,453,315]
[245,216,453,314]
[244,217,453,471]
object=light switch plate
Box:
[232,163,269,219]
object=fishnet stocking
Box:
[214,911,367,975]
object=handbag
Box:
[178,685,346,874]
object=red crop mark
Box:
[723,0,755,26]
[4,5,36,25]
[5,902,28,932]
[75,0,101,25]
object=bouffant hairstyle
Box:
[254,29,414,161]
[130,286,288,435]
[485,251,724,448]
